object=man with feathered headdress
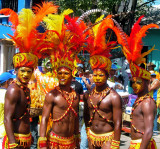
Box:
[119,15,159,149]
[38,9,88,149]
[0,2,58,148]
[83,15,122,149]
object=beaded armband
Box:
[8,143,18,148]
[110,140,120,149]
[38,137,47,149]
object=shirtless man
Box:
[4,66,34,149]
[0,2,58,148]
[39,66,80,149]
[129,75,157,149]
[117,15,159,148]
[84,68,122,149]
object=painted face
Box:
[93,69,107,86]
[17,67,33,84]
[132,77,144,94]
[57,67,72,86]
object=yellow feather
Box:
[17,9,35,47]
[93,15,104,37]
[141,45,156,58]
[43,9,73,35]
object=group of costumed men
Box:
[0,1,159,149]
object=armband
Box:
[110,140,120,149]
[38,137,47,149]
[9,143,18,148]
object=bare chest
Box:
[88,94,112,113]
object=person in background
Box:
[77,64,84,77]
[82,70,92,91]
[148,72,160,135]
[114,75,124,92]
[0,72,16,147]
[147,62,160,80]
[108,64,117,83]
[121,59,130,91]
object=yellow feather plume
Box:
[43,9,73,35]
[17,9,35,42]
[93,15,104,37]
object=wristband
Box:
[110,140,120,149]
[9,143,18,148]
[38,137,47,149]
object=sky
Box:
[144,0,160,6]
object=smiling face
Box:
[132,77,145,94]
[57,67,72,86]
[93,69,107,87]
[17,67,33,84]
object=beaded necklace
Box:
[131,93,155,135]
[11,79,30,121]
[88,87,113,124]
[52,86,78,122]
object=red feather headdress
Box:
[43,9,88,74]
[116,16,159,80]
[0,2,58,68]
[87,15,123,73]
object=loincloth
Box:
[47,131,76,149]
[129,138,157,149]
[87,128,114,147]
[2,132,32,149]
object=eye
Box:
[99,74,104,77]
[21,70,25,73]
[137,81,142,84]
[58,72,62,75]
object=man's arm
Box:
[83,93,90,128]
[111,91,122,141]
[74,102,80,149]
[140,99,156,149]
[4,86,20,144]
[148,80,160,92]
[40,92,53,137]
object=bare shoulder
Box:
[6,83,21,102]
[109,88,121,101]
[141,97,156,112]
[45,88,60,102]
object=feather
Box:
[32,2,58,27]
[132,24,159,63]
[43,9,73,36]
[0,8,18,28]
[129,15,144,54]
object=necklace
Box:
[52,86,77,122]
[14,79,30,105]
[89,87,112,124]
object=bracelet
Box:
[110,140,120,149]
[38,137,47,149]
[9,143,18,148]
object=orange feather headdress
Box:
[0,2,58,69]
[115,15,159,80]
[43,9,88,74]
[87,15,123,73]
